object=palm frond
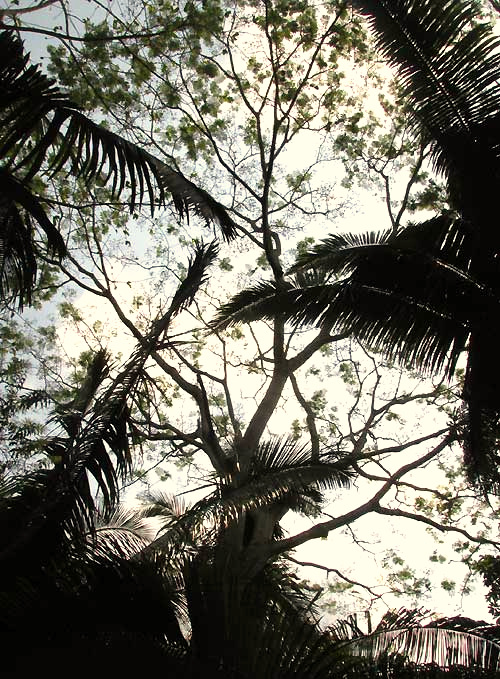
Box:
[213,216,481,379]
[0,170,65,309]
[353,0,500,136]
[152,438,352,545]
[169,240,219,315]
[90,505,160,559]
[136,492,193,558]
[210,279,289,329]
[291,215,477,275]
[252,436,352,487]
[0,30,237,234]
[68,241,217,524]
[239,601,340,679]
[0,339,148,567]
[290,230,390,276]
[240,436,352,506]
[210,278,347,331]
[0,546,188,677]
[154,164,238,240]
[258,559,322,622]
[183,548,340,679]
[212,272,467,378]
[219,437,351,519]
[323,279,469,377]
[353,0,500,213]
[289,216,488,376]
[252,282,338,327]
[54,347,110,438]
[292,266,331,289]
[50,347,136,529]
[0,350,128,569]
[0,30,236,309]
[139,490,188,521]
[345,609,500,671]
[15,389,54,411]
[289,214,500,491]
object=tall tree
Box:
[2,0,499,622]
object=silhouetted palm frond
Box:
[0,348,132,573]
[210,279,292,329]
[353,0,500,214]
[0,236,218,573]
[0,30,237,233]
[290,216,482,374]
[246,436,352,502]
[0,541,188,678]
[140,490,189,523]
[170,241,219,315]
[90,504,160,560]
[0,29,236,309]
[212,216,475,375]
[148,437,352,555]
[291,230,389,276]
[290,0,500,494]
[333,608,500,672]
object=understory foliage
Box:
[1,0,500,674]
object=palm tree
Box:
[211,0,500,493]
[0,240,219,676]
[131,443,500,678]
[0,241,214,554]
[0,28,237,309]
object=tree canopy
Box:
[1,0,500,674]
